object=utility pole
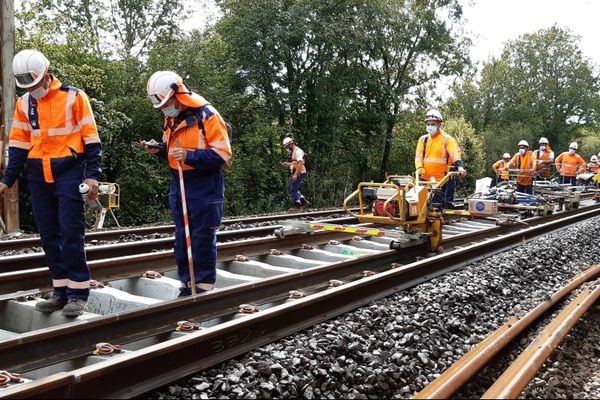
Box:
[1,0,19,233]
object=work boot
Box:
[300,197,310,207]
[35,296,68,313]
[61,298,87,317]
[178,287,208,298]
[289,201,302,212]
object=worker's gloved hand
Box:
[84,179,99,201]
[458,166,467,176]
[417,167,425,176]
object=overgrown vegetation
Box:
[11,1,600,228]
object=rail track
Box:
[0,201,599,398]
[416,263,600,399]
[0,208,357,253]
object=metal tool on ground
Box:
[342,171,460,251]
[175,139,196,295]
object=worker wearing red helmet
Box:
[142,71,232,297]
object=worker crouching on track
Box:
[492,153,511,184]
[414,109,466,209]
[281,137,309,211]
[555,142,586,186]
[507,140,536,194]
[533,137,555,180]
[142,71,232,297]
[0,50,101,317]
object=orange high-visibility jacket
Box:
[291,146,306,174]
[492,159,510,180]
[163,96,232,171]
[588,162,600,173]
[4,76,100,185]
[533,146,554,178]
[508,151,536,186]
[414,131,462,181]
[555,152,586,177]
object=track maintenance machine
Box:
[341,171,460,252]
[275,171,459,252]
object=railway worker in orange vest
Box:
[0,50,101,317]
[507,140,536,194]
[492,153,511,183]
[555,142,586,186]
[281,137,309,210]
[533,137,555,180]
[415,109,466,209]
[142,71,232,297]
[588,155,600,173]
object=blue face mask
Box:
[162,103,181,118]
[519,148,526,155]
[425,125,438,135]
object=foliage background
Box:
[10,0,600,229]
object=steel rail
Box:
[0,216,358,273]
[415,262,600,399]
[0,227,364,294]
[1,204,599,295]
[1,205,600,398]
[483,283,600,399]
[0,208,358,252]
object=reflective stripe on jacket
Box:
[6,76,100,184]
[414,131,462,181]
[508,151,536,186]
[162,101,233,201]
[492,159,510,180]
[555,153,586,177]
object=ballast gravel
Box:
[148,216,600,399]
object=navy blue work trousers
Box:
[169,195,222,289]
[29,178,90,300]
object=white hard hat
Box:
[282,137,294,147]
[569,142,578,150]
[591,155,598,162]
[12,49,50,88]
[517,140,529,148]
[503,153,511,159]
[539,137,549,144]
[424,109,443,122]
[147,71,185,108]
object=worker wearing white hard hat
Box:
[415,109,466,209]
[507,140,536,194]
[281,137,309,210]
[492,153,511,183]
[588,155,600,173]
[533,137,555,180]
[142,70,232,297]
[555,142,586,186]
[0,49,102,317]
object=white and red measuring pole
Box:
[175,139,197,295]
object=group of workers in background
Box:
[491,138,600,193]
